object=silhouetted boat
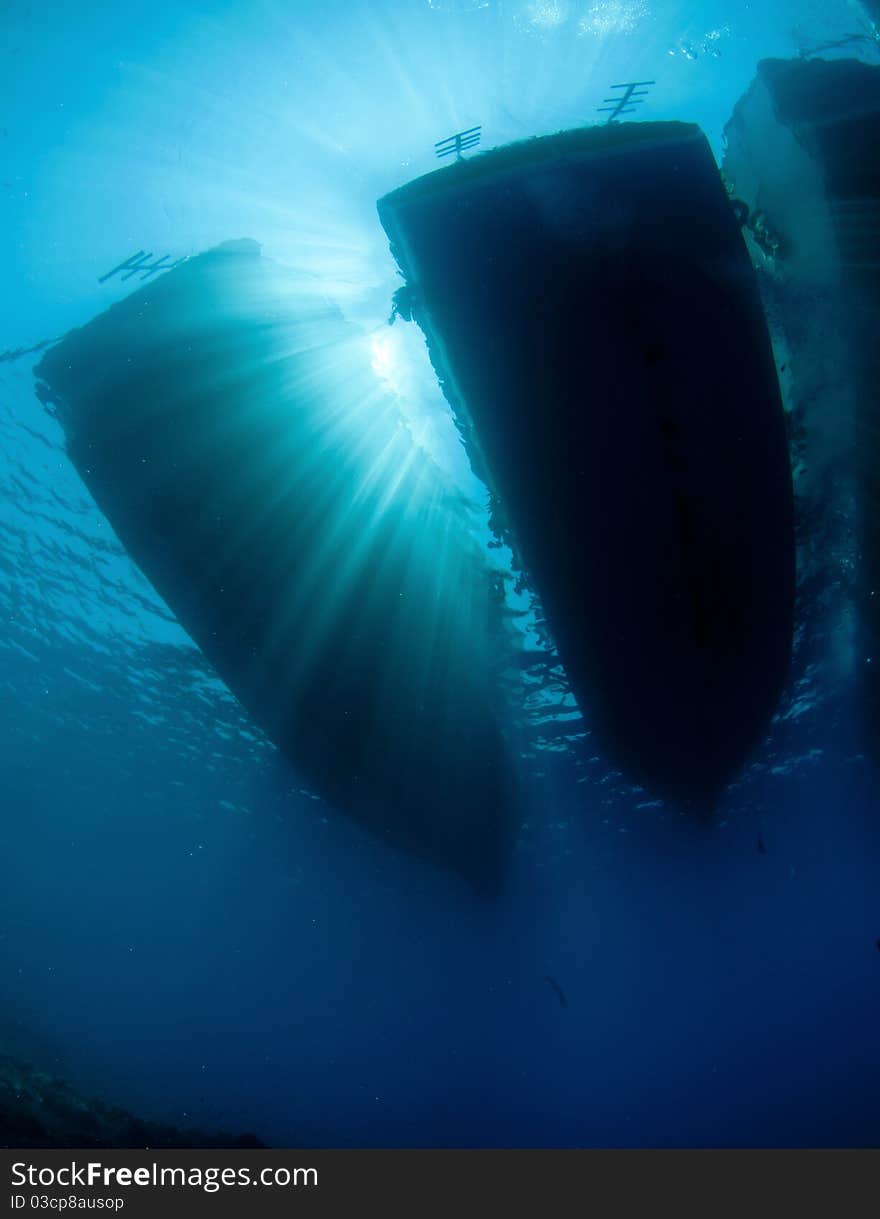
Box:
[379,122,795,811]
[36,240,511,891]
[725,57,880,765]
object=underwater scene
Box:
[2,0,880,1149]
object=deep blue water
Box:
[2,0,880,1147]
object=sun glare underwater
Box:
[2,0,880,1149]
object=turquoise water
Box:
[2,1,879,1147]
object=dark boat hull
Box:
[36,241,510,890]
[379,123,795,809]
[725,59,880,763]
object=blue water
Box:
[2,0,880,1147]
